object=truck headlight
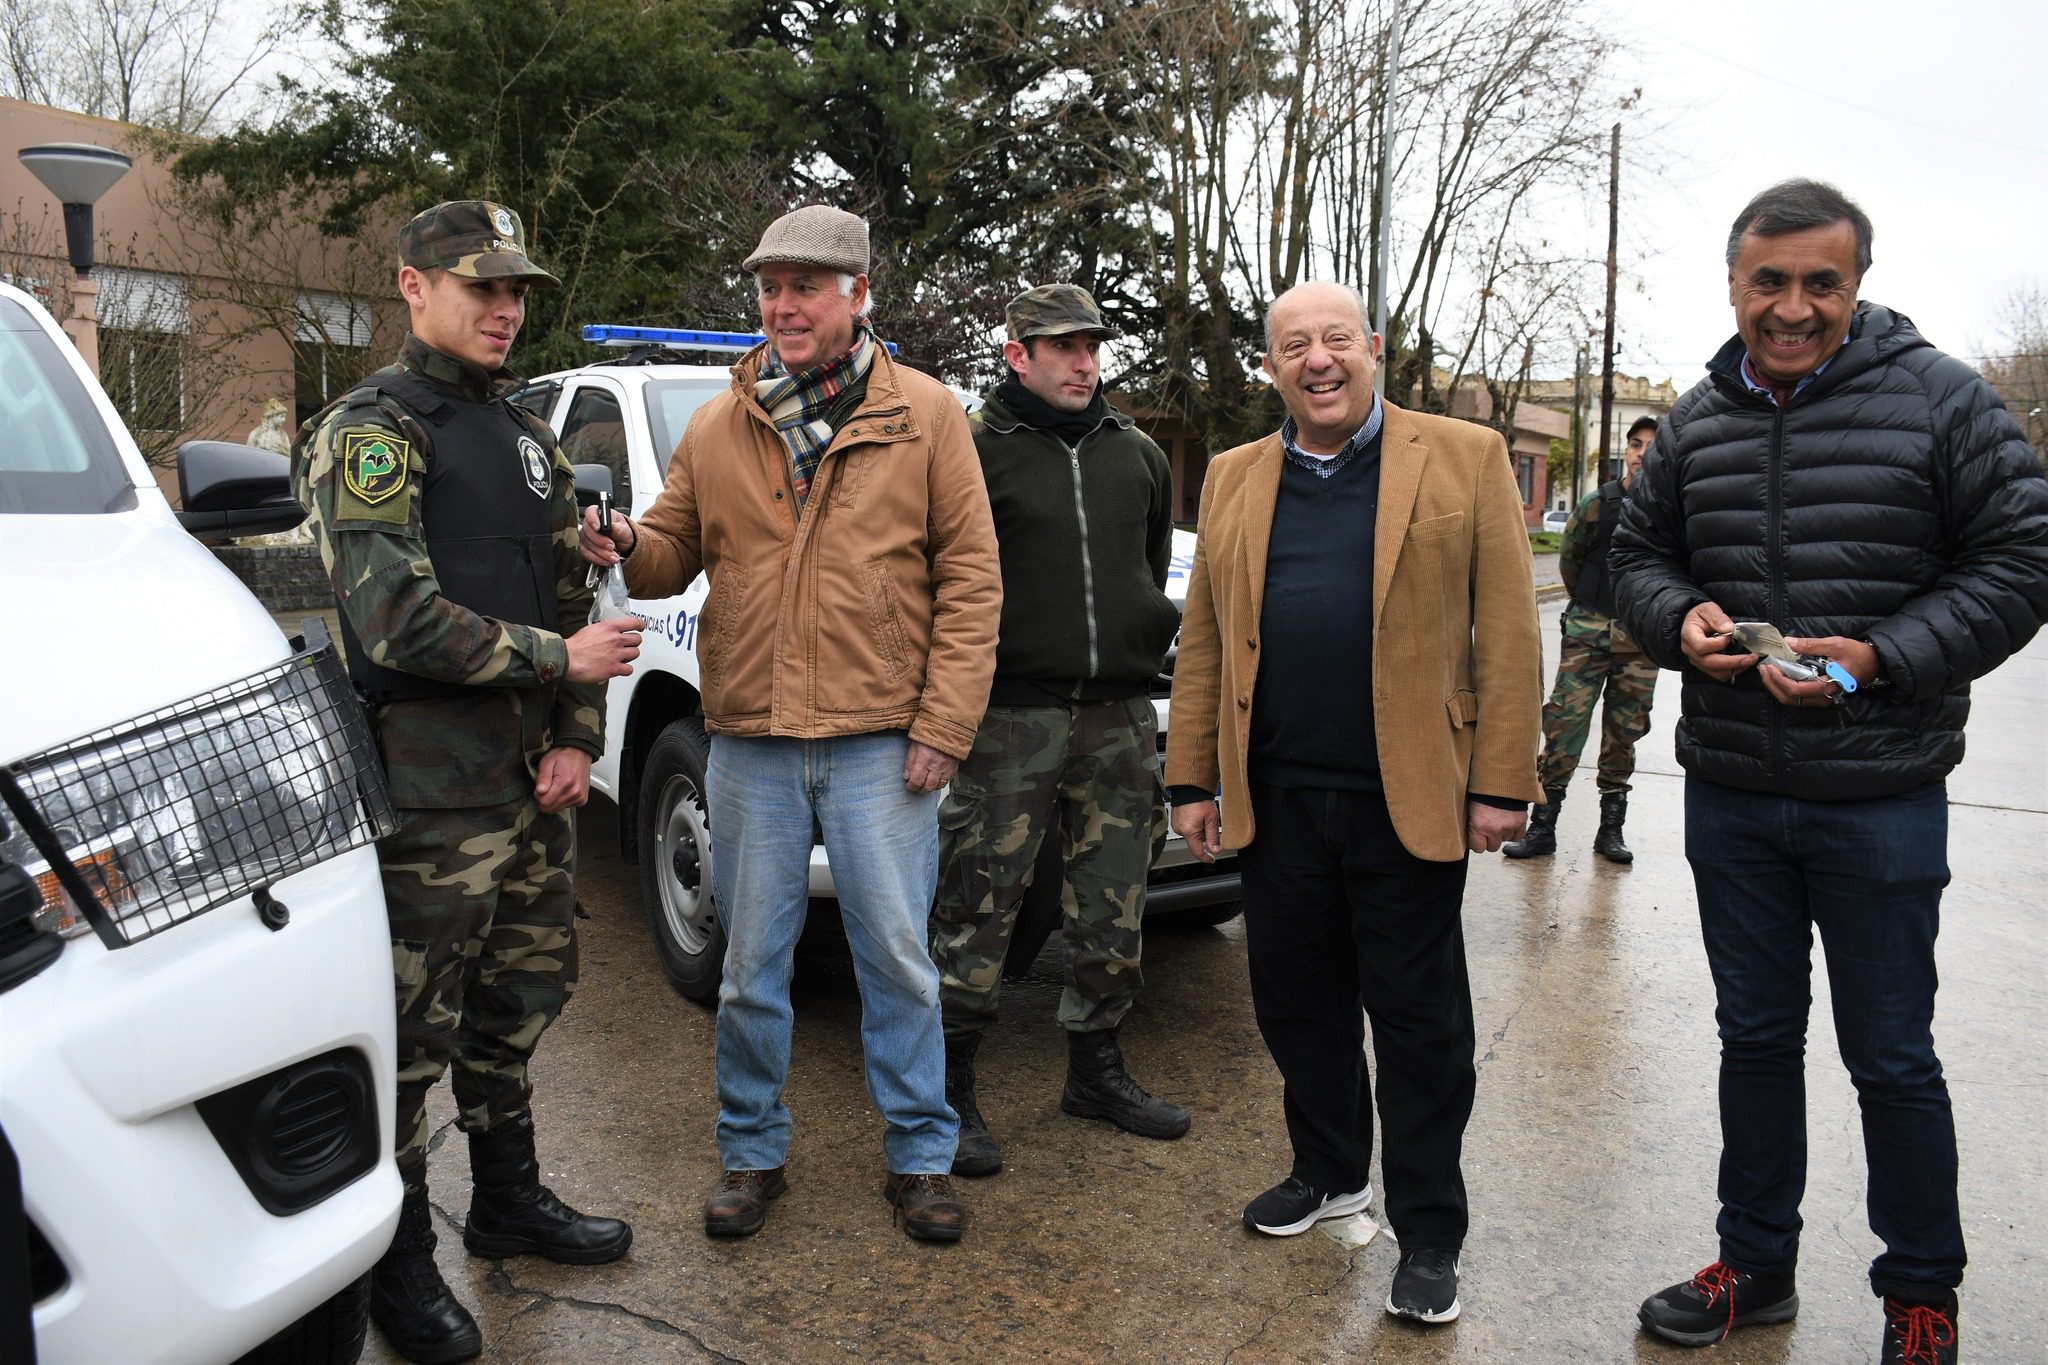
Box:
[2,641,395,946]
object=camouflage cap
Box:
[1006,283,1116,342]
[398,200,560,289]
[742,205,869,276]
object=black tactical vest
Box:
[338,367,561,702]
[1570,479,1625,618]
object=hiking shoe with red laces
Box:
[1881,1295,1958,1365]
[1638,1261,1798,1346]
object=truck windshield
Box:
[644,378,726,476]
[0,296,136,515]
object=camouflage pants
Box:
[1536,605,1661,793]
[380,798,579,1177]
[931,698,1162,1035]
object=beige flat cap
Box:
[742,205,870,276]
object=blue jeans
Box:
[706,732,956,1174]
[1684,776,1964,1300]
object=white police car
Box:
[519,325,1240,1004]
[0,280,401,1362]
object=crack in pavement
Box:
[489,1267,746,1363]
[1220,1241,1368,1363]
[414,1118,746,1363]
[1476,886,1563,1071]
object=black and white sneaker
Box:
[1386,1247,1461,1324]
[1241,1177,1372,1236]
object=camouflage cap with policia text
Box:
[1005,283,1118,342]
[398,200,560,288]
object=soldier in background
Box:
[929,284,1191,1179]
[1504,415,1660,863]
[294,200,643,1365]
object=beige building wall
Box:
[3,98,403,504]
[1522,371,1678,505]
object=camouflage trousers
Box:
[1536,604,1661,793]
[379,798,579,1177]
[931,698,1163,1035]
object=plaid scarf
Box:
[755,325,876,509]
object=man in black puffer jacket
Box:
[1615,180,2048,1365]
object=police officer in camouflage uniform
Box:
[294,201,644,1365]
[929,284,1191,1177]
[1504,415,1661,863]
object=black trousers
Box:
[1238,780,1476,1251]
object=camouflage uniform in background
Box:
[934,697,1162,1031]
[295,332,601,1177]
[1538,483,1659,794]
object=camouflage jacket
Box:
[1556,485,1606,597]
[293,333,602,809]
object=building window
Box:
[96,268,189,433]
[1517,455,1534,504]
[293,291,375,427]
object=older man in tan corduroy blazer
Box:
[1165,281,1540,1325]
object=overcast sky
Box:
[212,0,2043,396]
[1601,0,2047,391]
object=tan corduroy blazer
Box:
[1163,399,1542,861]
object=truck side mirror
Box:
[176,441,308,539]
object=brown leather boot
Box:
[703,1167,787,1237]
[882,1172,966,1242]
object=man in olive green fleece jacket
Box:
[930,284,1191,1178]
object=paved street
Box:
[367,628,2047,1364]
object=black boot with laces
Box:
[370,1176,482,1365]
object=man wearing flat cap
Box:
[295,200,644,1364]
[580,205,1001,1242]
[927,283,1189,1179]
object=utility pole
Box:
[1597,122,1620,484]
[1372,1,1403,395]
[1571,343,1588,506]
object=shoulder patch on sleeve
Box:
[339,428,414,520]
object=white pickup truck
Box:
[0,280,401,1363]
[518,326,1240,1004]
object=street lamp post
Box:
[18,143,134,377]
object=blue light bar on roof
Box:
[581,324,898,355]
[582,325,763,352]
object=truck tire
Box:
[232,1273,370,1364]
[637,716,725,1005]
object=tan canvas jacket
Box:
[623,344,1001,759]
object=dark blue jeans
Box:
[1685,776,1964,1301]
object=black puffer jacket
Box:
[1612,302,2048,800]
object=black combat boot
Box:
[1504,785,1566,858]
[1594,791,1634,863]
[945,1031,1002,1177]
[370,1176,482,1365]
[1060,1029,1191,1139]
[463,1113,632,1264]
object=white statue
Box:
[247,397,292,455]
[245,397,313,544]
